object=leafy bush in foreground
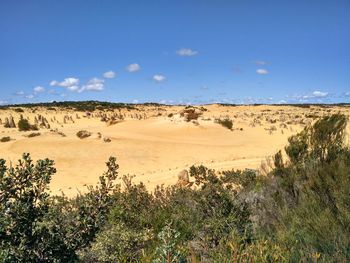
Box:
[0,153,57,262]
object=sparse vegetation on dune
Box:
[1,114,349,262]
[215,117,233,130]
[180,106,203,122]
[0,136,11,142]
[13,108,24,113]
[26,132,41,138]
[17,118,38,131]
[76,130,91,139]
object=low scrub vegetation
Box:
[0,113,349,262]
[17,118,38,131]
[0,136,11,142]
[26,132,41,138]
[180,107,202,122]
[76,130,91,139]
[215,117,233,130]
[13,108,24,113]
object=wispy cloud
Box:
[26,94,34,99]
[153,74,166,83]
[103,70,116,78]
[33,86,45,93]
[47,89,59,95]
[312,90,328,98]
[287,90,330,102]
[176,48,198,56]
[254,60,267,65]
[126,63,141,72]
[80,78,105,92]
[15,91,25,96]
[256,69,269,75]
[232,66,243,74]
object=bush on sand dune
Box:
[18,118,38,131]
[76,130,91,139]
[215,117,233,130]
[0,136,11,142]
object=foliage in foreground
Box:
[0,113,349,262]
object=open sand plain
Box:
[1,104,349,196]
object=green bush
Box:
[14,108,24,112]
[76,130,91,139]
[17,118,38,131]
[26,132,41,138]
[215,117,233,130]
[180,107,202,122]
[0,136,11,142]
[0,153,58,262]
[247,114,350,261]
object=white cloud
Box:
[256,69,269,75]
[103,70,116,78]
[312,90,328,98]
[48,89,58,95]
[50,77,80,89]
[176,48,198,56]
[288,90,330,101]
[126,63,141,72]
[254,60,267,65]
[153,74,166,83]
[79,78,105,92]
[33,86,45,93]
[0,100,8,105]
[67,86,80,92]
[26,94,34,99]
[15,91,25,96]
[132,99,139,103]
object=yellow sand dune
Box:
[1,104,348,196]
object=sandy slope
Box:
[0,104,348,196]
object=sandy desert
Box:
[1,103,349,196]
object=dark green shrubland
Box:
[17,118,38,131]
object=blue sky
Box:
[1,0,349,105]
